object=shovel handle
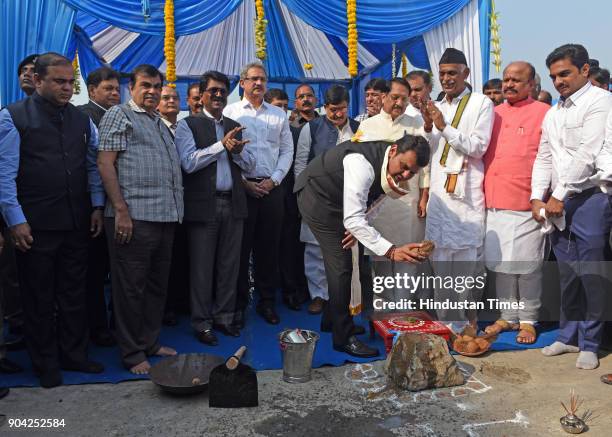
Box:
[226,346,246,370]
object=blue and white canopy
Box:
[0,0,492,111]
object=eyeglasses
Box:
[161,95,179,101]
[244,76,267,83]
[205,87,228,96]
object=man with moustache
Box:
[17,54,38,96]
[355,78,389,122]
[175,71,254,345]
[290,84,319,128]
[224,62,293,326]
[295,134,431,356]
[98,64,183,374]
[78,66,121,347]
[294,85,359,315]
[0,52,106,387]
[158,85,180,137]
[420,48,495,334]
[482,62,550,344]
[186,83,203,115]
[405,70,433,119]
[532,44,612,370]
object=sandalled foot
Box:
[130,361,151,375]
[576,351,599,370]
[516,323,537,345]
[484,319,517,335]
[154,346,177,357]
[542,341,579,356]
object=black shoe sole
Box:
[332,345,379,358]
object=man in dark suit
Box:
[0,53,105,387]
[294,135,430,357]
[174,71,255,345]
[78,67,121,347]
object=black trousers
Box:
[15,229,90,373]
[165,223,190,315]
[86,230,111,334]
[298,187,360,346]
[237,186,284,311]
[188,197,243,332]
[279,184,307,298]
[105,219,175,368]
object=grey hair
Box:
[240,62,266,80]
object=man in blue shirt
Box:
[0,52,106,388]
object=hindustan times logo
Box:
[372,273,487,294]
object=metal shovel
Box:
[208,346,258,408]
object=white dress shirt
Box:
[161,116,177,136]
[590,109,612,193]
[531,82,612,201]
[294,119,355,177]
[223,98,293,184]
[342,154,393,257]
[425,89,495,250]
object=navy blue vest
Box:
[7,93,91,231]
[307,116,360,162]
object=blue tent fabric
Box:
[478,0,491,87]
[280,0,472,43]
[61,0,243,36]
[0,0,76,106]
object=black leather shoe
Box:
[256,307,280,325]
[39,370,62,388]
[283,295,302,311]
[196,329,218,346]
[333,336,379,358]
[90,330,116,347]
[0,357,23,374]
[213,324,240,337]
[61,360,104,374]
[0,387,9,399]
[320,324,366,336]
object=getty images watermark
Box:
[372,272,526,311]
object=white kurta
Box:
[425,89,494,251]
[484,209,546,274]
[355,110,429,250]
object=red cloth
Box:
[484,97,550,210]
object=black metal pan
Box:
[149,353,225,395]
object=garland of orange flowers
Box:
[164,0,176,87]
[255,0,267,60]
[346,0,357,77]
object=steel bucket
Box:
[279,329,319,383]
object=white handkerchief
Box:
[539,208,566,234]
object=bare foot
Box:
[130,361,151,375]
[154,346,177,357]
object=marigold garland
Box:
[255,0,268,60]
[72,49,81,94]
[164,0,176,87]
[346,0,358,77]
[490,0,502,73]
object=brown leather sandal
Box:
[516,323,537,345]
[484,319,517,335]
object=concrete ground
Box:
[1,349,611,437]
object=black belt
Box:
[216,191,232,198]
[568,186,598,199]
[246,177,267,182]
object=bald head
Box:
[502,61,536,104]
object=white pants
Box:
[431,246,485,333]
[490,269,542,324]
